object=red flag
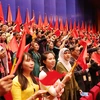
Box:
[59,17,64,31]
[27,10,36,26]
[23,24,30,35]
[93,42,98,47]
[24,43,30,52]
[12,32,26,74]
[76,40,88,70]
[30,10,36,25]
[54,16,59,30]
[85,39,91,45]
[47,26,53,31]
[91,25,94,34]
[0,2,4,23]
[92,24,96,33]
[4,91,12,100]
[79,31,84,38]
[87,23,91,33]
[77,20,80,30]
[8,36,18,53]
[39,70,65,85]
[49,15,53,28]
[7,5,12,24]
[44,14,48,27]
[65,19,68,31]
[14,24,20,32]
[92,36,98,47]
[94,25,96,33]
[15,7,22,25]
[84,22,87,31]
[91,52,100,65]
[69,19,72,30]
[81,21,84,30]
[71,29,78,39]
[38,14,43,28]
[25,9,30,25]
[73,20,76,30]
[23,23,33,36]
[86,34,91,40]
[30,16,35,25]
[79,40,87,49]
[54,29,60,37]
[16,32,26,58]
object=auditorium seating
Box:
[89,85,100,100]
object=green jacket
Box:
[56,62,80,100]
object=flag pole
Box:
[10,57,17,74]
[70,61,77,72]
[61,61,77,84]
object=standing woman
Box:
[46,41,54,52]
[11,52,47,100]
[28,41,41,77]
[56,48,81,100]
[39,51,72,100]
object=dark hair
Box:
[41,51,55,72]
[13,32,18,36]
[54,39,59,46]
[26,34,32,45]
[41,51,55,67]
[1,32,7,43]
[69,45,81,52]
[16,52,37,90]
[30,41,39,48]
[69,46,76,52]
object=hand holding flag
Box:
[39,70,65,85]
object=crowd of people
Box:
[0,18,100,100]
